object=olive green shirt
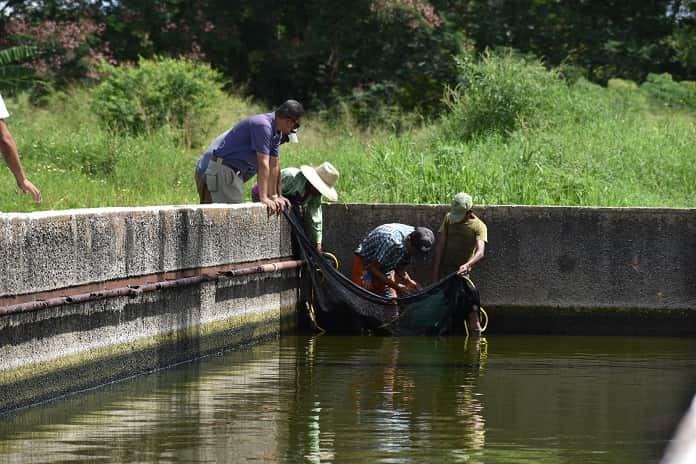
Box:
[438,213,488,275]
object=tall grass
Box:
[286,72,695,207]
[315,54,694,207]
[1,56,694,212]
[0,90,257,211]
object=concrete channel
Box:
[1,203,695,413]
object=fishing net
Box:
[285,209,481,335]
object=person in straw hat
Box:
[253,161,339,251]
[431,192,487,334]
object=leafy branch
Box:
[0,45,40,94]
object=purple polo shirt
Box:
[196,112,282,181]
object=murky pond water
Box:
[1,335,694,463]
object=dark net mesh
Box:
[285,209,480,335]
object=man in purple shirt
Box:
[195,99,304,211]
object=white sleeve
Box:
[0,95,9,119]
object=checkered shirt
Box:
[354,223,414,273]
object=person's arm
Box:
[395,268,420,293]
[268,155,289,210]
[458,239,486,275]
[268,156,279,197]
[256,152,277,211]
[366,261,418,295]
[0,120,41,203]
[366,260,400,292]
[306,194,323,251]
[431,228,447,282]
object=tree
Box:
[0,46,39,95]
[668,0,696,73]
[95,0,463,118]
[454,0,694,82]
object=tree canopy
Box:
[1,0,695,115]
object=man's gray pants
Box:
[204,157,244,203]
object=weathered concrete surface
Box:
[0,204,299,413]
[0,271,299,412]
[323,203,696,334]
[0,204,293,297]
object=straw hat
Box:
[300,162,339,202]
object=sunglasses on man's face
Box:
[289,117,300,130]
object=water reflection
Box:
[0,335,694,464]
[284,335,489,463]
[0,346,288,463]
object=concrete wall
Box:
[2,202,695,412]
[323,204,696,335]
[0,204,293,296]
[0,204,300,412]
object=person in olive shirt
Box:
[253,161,339,251]
[431,192,488,333]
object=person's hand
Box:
[17,178,42,203]
[316,243,323,253]
[457,263,472,275]
[275,195,291,211]
[261,196,278,213]
[396,282,417,296]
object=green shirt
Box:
[438,213,488,275]
[281,167,323,245]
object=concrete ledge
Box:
[0,204,293,297]
[488,306,696,336]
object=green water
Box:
[0,335,694,463]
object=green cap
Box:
[449,192,473,223]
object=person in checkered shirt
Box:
[351,223,434,298]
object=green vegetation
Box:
[442,50,568,140]
[4,1,696,116]
[92,57,224,147]
[2,2,695,207]
[0,45,38,93]
[2,54,693,212]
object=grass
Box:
[1,80,694,213]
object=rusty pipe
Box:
[0,259,304,317]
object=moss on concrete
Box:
[0,304,296,413]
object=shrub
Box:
[442,49,568,140]
[92,57,224,146]
[639,73,696,111]
[607,78,638,90]
[319,83,423,134]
